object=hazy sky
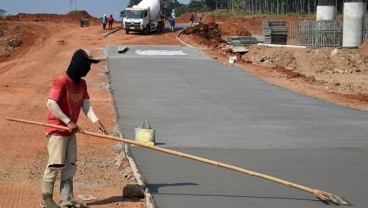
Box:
[0,0,189,18]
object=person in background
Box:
[169,17,175,32]
[189,12,195,27]
[41,49,107,208]
[171,9,175,20]
[197,11,202,23]
[108,14,115,29]
[102,13,107,30]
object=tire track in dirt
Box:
[0,183,39,208]
[0,183,18,207]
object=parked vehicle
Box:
[121,0,164,34]
[80,17,90,27]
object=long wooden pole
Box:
[6,117,351,205]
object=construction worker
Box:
[169,17,175,32]
[197,11,202,23]
[171,9,175,20]
[41,49,107,208]
[108,14,114,29]
[189,13,195,27]
[102,13,107,29]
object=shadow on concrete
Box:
[86,195,142,206]
[148,182,198,193]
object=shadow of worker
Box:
[147,182,198,193]
[86,195,142,206]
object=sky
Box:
[0,0,189,18]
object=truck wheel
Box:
[144,25,150,35]
[157,22,163,33]
[160,23,165,33]
[125,29,129,34]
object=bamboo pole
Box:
[6,117,351,205]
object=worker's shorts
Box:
[43,134,77,182]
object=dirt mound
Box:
[176,12,192,24]
[6,11,100,23]
[0,21,38,61]
[182,22,225,47]
[205,14,314,35]
[180,11,368,110]
[220,21,251,36]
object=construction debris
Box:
[226,36,257,46]
[118,46,128,53]
[182,22,225,45]
[122,184,145,199]
[262,20,288,45]
[114,143,136,182]
[6,35,22,48]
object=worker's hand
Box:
[66,121,83,134]
[95,120,108,135]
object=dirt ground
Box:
[1,11,368,208]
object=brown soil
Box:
[1,11,368,208]
[180,13,368,111]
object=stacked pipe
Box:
[226,36,258,46]
[262,21,288,45]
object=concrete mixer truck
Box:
[121,0,165,34]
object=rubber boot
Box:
[41,181,60,208]
[60,179,85,208]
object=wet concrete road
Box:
[107,45,368,208]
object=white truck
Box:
[121,0,165,34]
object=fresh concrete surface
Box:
[133,148,367,208]
[107,45,368,208]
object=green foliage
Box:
[232,0,242,11]
[123,0,368,18]
[68,10,83,15]
[186,0,206,12]
[0,8,6,16]
[128,0,142,7]
[208,10,316,18]
[166,4,187,17]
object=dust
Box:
[182,22,225,47]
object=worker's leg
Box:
[59,135,85,208]
[42,134,68,208]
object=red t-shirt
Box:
[45,73,90,136]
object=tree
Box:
[187,0,206,13]
[128,0,141,7]
[0,9,6,17]
[232,0,243,12]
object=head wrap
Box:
[66,49,91,84]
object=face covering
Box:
[66,49,91,84]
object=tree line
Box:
[0,9,6,16]
[125,0,368,18]
[226,0,368,14]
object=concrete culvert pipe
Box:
[316,0,337,20]
[316,6,337,20]
[343,1,367,48]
